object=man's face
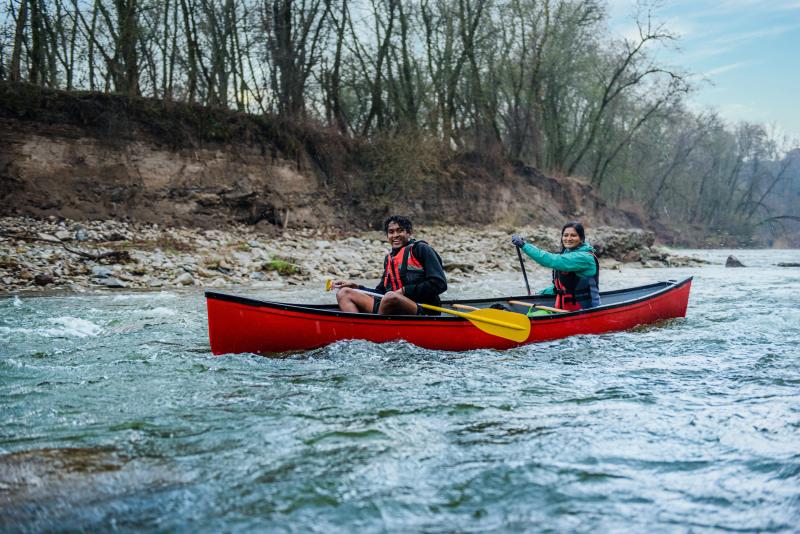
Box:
[386,222,412,249]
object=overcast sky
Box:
[606,0,800,143]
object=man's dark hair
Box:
[384,215,413,234]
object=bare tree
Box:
[264,0,330,117]
[564,15,682,176]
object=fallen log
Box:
[0,231,131,263]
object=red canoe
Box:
[205,277,692,355]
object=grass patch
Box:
[262,257,303,276]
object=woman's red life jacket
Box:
[552,252,600,311]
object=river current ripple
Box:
[2,249,799,532]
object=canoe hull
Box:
[206,278,691,354]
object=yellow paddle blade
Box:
[421,304,531,342]
[468,308,532,342]
[325,279,333,291]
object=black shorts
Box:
[371,296,440,316]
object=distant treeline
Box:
[1,0,798,238]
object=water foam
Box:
[43,317,102,338]
[147,307,178,317]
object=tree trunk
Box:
[179,0,198,103]
[10,0,28,82]
[115,0,140,96]
[29,0,46,84]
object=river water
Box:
[2,249,799,532]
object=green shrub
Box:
[262,257,303,276]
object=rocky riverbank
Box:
[0,217,706,295]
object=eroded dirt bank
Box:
[1,82,645,234]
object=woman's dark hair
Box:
[560,221,585,251]
[384,215,413,234]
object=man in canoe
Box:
[331,215,447,315]
[511,221,600,311]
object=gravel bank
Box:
[1,217,705,295]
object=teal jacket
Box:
[520,242,597,296]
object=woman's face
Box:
[561,227,582,249]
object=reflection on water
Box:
[1,249,799,531]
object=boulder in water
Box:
[725,255,745,267]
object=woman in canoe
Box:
[331,215,447,315]
[511,221,600,311]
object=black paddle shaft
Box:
[516,245,531,295]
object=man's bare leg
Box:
[336,287,375,313]
[377,291,419,315]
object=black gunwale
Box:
[205,277,692,322]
